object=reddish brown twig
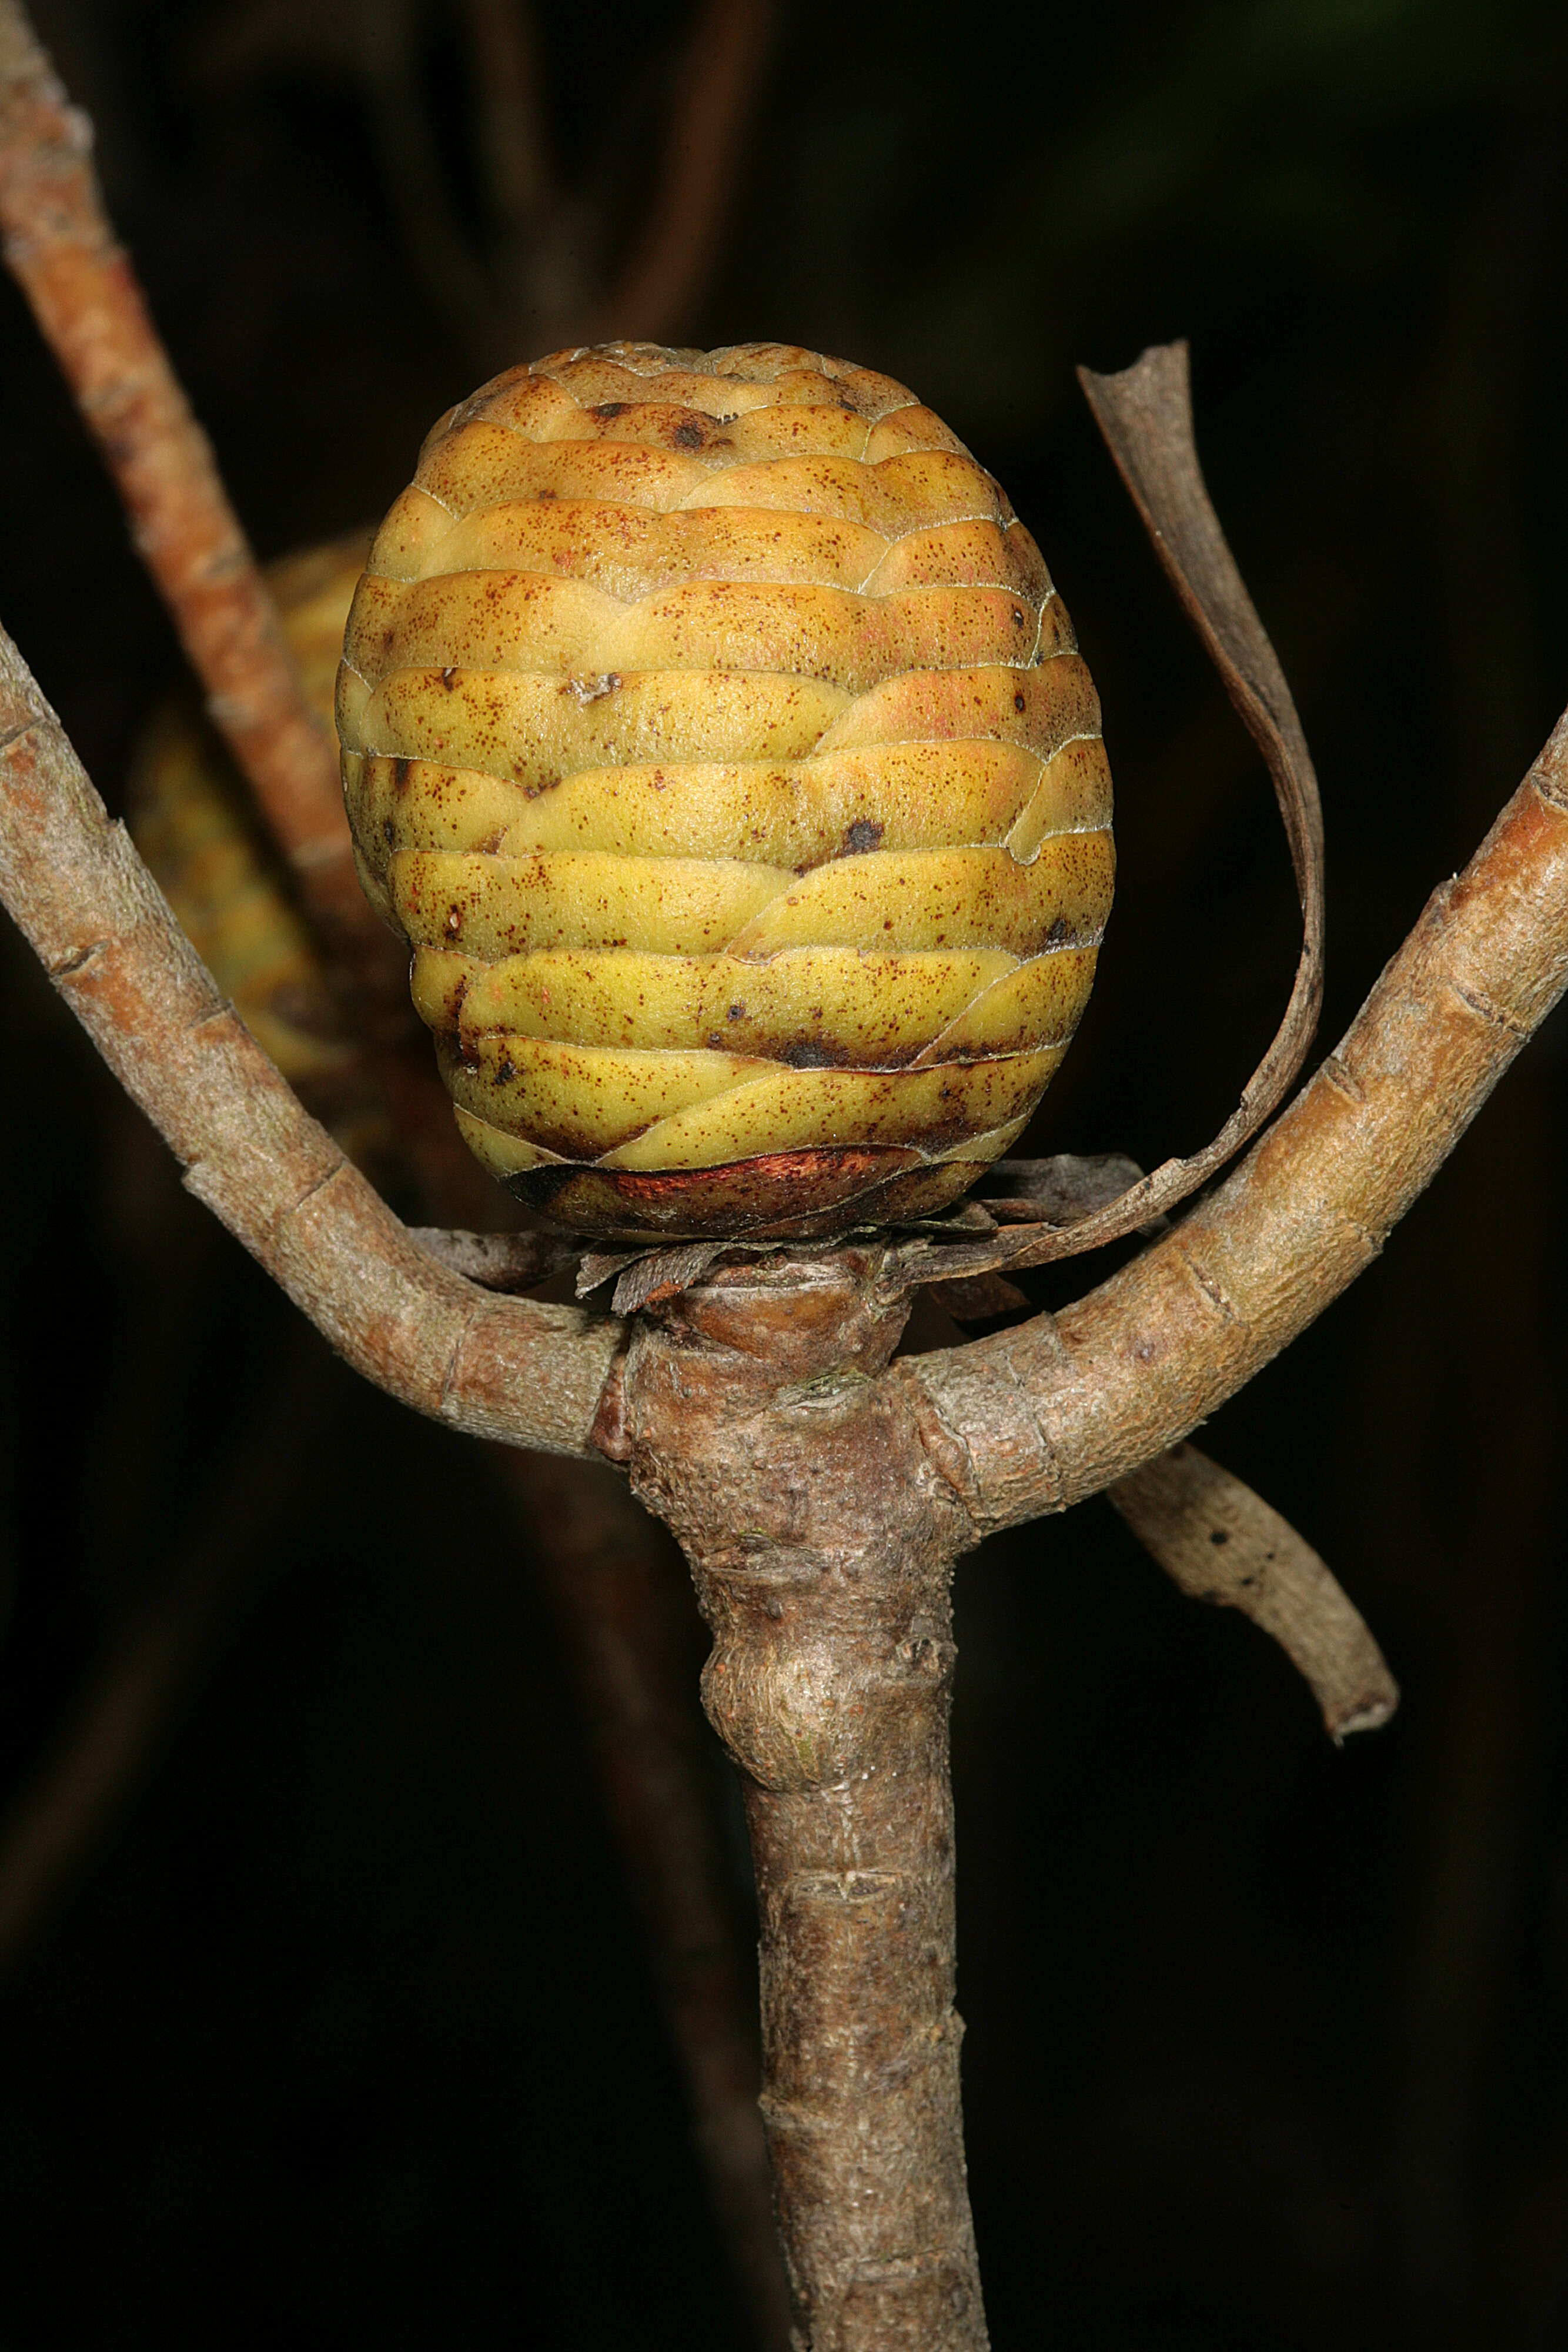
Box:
[0,1,385,983]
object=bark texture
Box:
[607,1251,985,2350]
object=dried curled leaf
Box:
[1110,1443,1398,1741]
[905,340,1326,1289]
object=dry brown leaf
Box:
[904,340,1326,1289]
[1109,1442,1398,1740]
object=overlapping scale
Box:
[337,342,1114,1240]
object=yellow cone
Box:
[339,343,1114,1239]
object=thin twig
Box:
[0,0,385,983]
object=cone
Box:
[337,343,1114,1241]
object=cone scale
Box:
[338,342,1114,1241]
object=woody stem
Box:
[613,1250,987,2351]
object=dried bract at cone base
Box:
[495,1141,999,1246]
[339,341,1114,1238]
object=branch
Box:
[10,560,1563,1517]
[1109,1444,1398,1740]
[0,0,384,975]
[908,704,1568,1532]
[617,1252,987,2344]
[4,253,1564,1586]
[0,622,621,1455]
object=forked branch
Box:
[2,345,1563,1525]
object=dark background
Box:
[2,0,1567,2343]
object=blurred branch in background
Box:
[191,0,777,365]
[0,1324,338,1977]
[593,0,776,345]
[463,0,551,233]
